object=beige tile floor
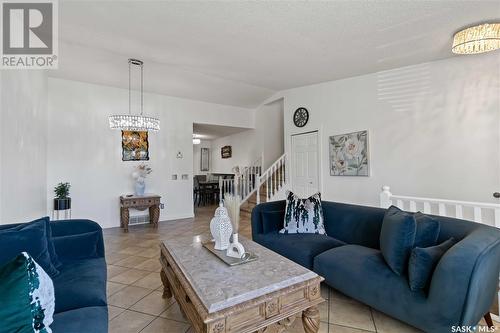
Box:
[104,205,497,333]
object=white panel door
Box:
[291,131,319,197]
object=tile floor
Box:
[104,205,497,333]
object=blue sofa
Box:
[252,200,500,333]
[0,219,108,333]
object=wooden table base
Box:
[160,246,324,333]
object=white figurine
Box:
[210,203,233,250]
[226,233,245,259]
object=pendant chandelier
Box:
[109,59,160,131]
[452,23,500,55]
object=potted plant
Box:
[54,182,71,211]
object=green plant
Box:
[54,182,71,199]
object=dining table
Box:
[196,180,220,206]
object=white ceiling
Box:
[193,123,250,140]
[51,1,500,108]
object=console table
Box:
[120,194,161,232]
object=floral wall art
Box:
[329,130,369,176]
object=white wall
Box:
[0,71,48,224]
[256,99,284,169]
[211,129,260,173]
[193,140,212,175]
[283,53,500,206]
[47,78,254,228]
[211,99,284,173]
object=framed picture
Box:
[122,131,149,161]
[200,148,209,171]
[221,145,232,159]
[329,130,369,176]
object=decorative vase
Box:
[226,233,245,259]
[135,181,145,196]
[210,203,233,250]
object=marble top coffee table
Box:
[160,234,324,333]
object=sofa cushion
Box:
[53,231,101,261]
[51,306,108,333]
[408,238,455,291]
[414,212,440,248]
[258,233,345,269]
[261,210,285,234]
[53,258,107,313]
[0,252,55,333]
[380,206,416,275]
[280,191,326,234]
[0,217,59,277]
[313,245,425,314]
[44,218,62,269]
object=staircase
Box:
[219,154,288,220]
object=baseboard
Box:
[160,213,195,221]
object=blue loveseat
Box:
[252,200,500,333]
[0,219,108,333]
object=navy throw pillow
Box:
[53,231,100,260]
[414,212,440,248]
[261,211,285,234]
[0,218,59,277]
[408,237,455,291]
[41,217,62,269]
[380,206,417,275]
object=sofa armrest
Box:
[50,219,105,261]
[428,228,500,326]
[251,201,286,240]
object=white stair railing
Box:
[218,154,288,207]
[219,157,262,204]
[380,185,500,322]
[257,153,287,204]
[380,186,500,228]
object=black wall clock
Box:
[293,107,309,128]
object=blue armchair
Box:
[252,200,500,333]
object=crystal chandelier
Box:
[452,23,500,55]
[109,59,160,131]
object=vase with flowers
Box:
[132,163,152,196]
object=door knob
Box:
[494,192,500,199]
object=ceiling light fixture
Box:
[192,134,201,145]
[452,23,500,54]
[109,59,160,131]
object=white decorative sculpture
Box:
[224,194,246,258]
[226,233,245,259]
[210,203,233,250]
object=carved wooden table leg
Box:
[302,306,320,333]
[149,204,160,228]
[120,207,129,232]
[160,269,172,299]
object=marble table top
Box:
[162,234,318,313]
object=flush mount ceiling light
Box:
[192,134,201,145]
[109,59,160,131]
[452,23,500,54]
